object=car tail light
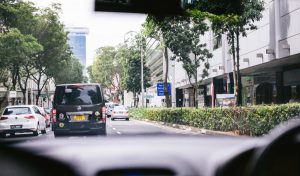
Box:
[102,106,106,122]
[24,115,35,119]
[52,108,57,122]
[0,116,8,120]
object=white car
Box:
[111,105,129,121]
[105,102,119,118]
[0,105,47,137]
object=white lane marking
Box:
[112,128,116,130]
[116,131,121,135]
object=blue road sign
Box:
[157,82,171,96]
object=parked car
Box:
[111,105,129,121]
[38,107,51,128]
[105,102,119,118]
[52,83,106,136]
[0,105,47,137]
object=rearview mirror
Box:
[95,0,244,16]
[95,0,184,15]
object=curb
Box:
[135,119,239,136]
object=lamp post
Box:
[124,31,145,107]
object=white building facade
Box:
[173,0,300,107]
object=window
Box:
[213,34,222,50]
[55,85,102,105]
[3,107,31,115]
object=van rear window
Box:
[54,85,102,105]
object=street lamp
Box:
[124,31,145,108]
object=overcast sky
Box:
[29,0,146,66]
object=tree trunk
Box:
[121,91,124,105]
[194,54,199,108]
[236,30,243,106]
[133,92,136,107]
[230,31,238,106]
[163,47,171,107]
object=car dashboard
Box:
[1,120,300,176]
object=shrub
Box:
[129,104,300,136]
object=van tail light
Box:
[24,115,35,119]
[52,108,57,122]
[0,116,8,120]
[102,106,106,122]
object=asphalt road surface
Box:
[0,119,201,142]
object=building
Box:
[66,27,89,68]
[173,0,300,107]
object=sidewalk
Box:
[133,118,239,136]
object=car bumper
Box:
[52,121,106,133]
[0,121,38,133]
[111,114,129,119]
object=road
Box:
[0,119,200,142]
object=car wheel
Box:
[33,123,41,136]
[41,126,47,134]
[111,118,114,121]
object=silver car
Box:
[0,105,47,137]
[111,106,129,121]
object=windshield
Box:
[3,107,32,115]
[114,106,127,110]
[54,85,102,105]
[0,0,300,175]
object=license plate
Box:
[11,125,22,129]
[74,115,86,121]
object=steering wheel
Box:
[248,118,300,176]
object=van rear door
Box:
[53,84,104,122]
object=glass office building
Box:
[67,27,89,67]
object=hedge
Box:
[129,103,300,136]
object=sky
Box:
[29,0,146,66]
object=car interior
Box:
[0,0,299,176]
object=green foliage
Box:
[0,28,43,90]
[0,1,73,104]
[129,104,300,136]
[144,15,212,107]
[54,57,84,84]
[123,47,151,95]
[91,46,118,88]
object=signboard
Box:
[216,94,235,107]
[9,91,17,98]
[145,95,154,99]
[157,82,171,96]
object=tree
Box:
[0,0,42,104]
[91,46,120,101]
[122,42,151,107]
[143,16,172,107]
[54,57,84,84]
[29,4,72,105]
[189,0,264,106]
[0,28,43,104]
[144,15,212,108]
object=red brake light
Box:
[52,108,57,122]
[0,116,8,120]
[102,106,106,122]
[24,115,35,119]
